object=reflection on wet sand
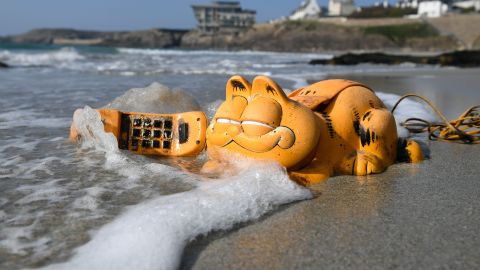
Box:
[185,172,397,268]
[325,68,480,119]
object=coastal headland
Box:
[2,14,480,53]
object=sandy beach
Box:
[2,0,480,268]
[182,68,480,269]
[1,45,479,269]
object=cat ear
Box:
[225,75,252,101]
[251,76,289,105]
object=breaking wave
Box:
[0,47,84,67]
[0,45,441,83]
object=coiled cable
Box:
[391,94,479,144]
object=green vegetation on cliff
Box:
[363,23,440,45]
[281,20,335,32]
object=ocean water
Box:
[0,45,437,270]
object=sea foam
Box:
[50,85,312,269]
[45,83,431,270]
[377,92,437,138]
[0,47,84,67]
[45,159,311,270]
[106,82,201,114]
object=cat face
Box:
[206,75,321,169]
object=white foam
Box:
[0,226,49,256]
[0,47,84,67]
[45,158,311,270]
[72,187,106,211]
[71,107,119,153]
[377,92,437,138]
[106,82,201,114]
[117,48,328,59]
[0,109,71,129]
[15,178,66,204]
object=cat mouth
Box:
[208,118,295,153]
[215,118,241,125]
[216,118,275,129]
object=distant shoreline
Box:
[1,14,479,54]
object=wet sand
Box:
[181,68,480,269]
[323,68,480,119]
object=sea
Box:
[0,44,438,269]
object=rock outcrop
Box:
[309,50,480,67]
[0,61,8,68]
[6,28,188,48]
[100,29,187,48]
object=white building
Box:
[397,0,419,9]
[374,0,391,7]
[329,0,356,16]
[452,0,480,11]
[191,1,256,34]
[417,0,449,17]
[289,0,322,20]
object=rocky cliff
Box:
[3,15,479,52]
[4,28,188,48]
[181,21,459,52]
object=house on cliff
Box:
[452,0,480,11]
[417,1,449,17]
[273,0,358,22]
[398,0,420,8]
[399,0,479,17]
[328,0,356,16]
[289,0,323,20]
[191,1,256,34]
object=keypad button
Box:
[132,129,141,137]
[133,119,142,127]
[143,118,152,127]
[142,140,151,148]
[163,130,172,139]
[164,120,173,129]
[153,120,162,128]
[163,140,171,149]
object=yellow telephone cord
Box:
[391,94,480,144]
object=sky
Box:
[0,0,384,36]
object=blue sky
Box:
[0,0,384,36]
